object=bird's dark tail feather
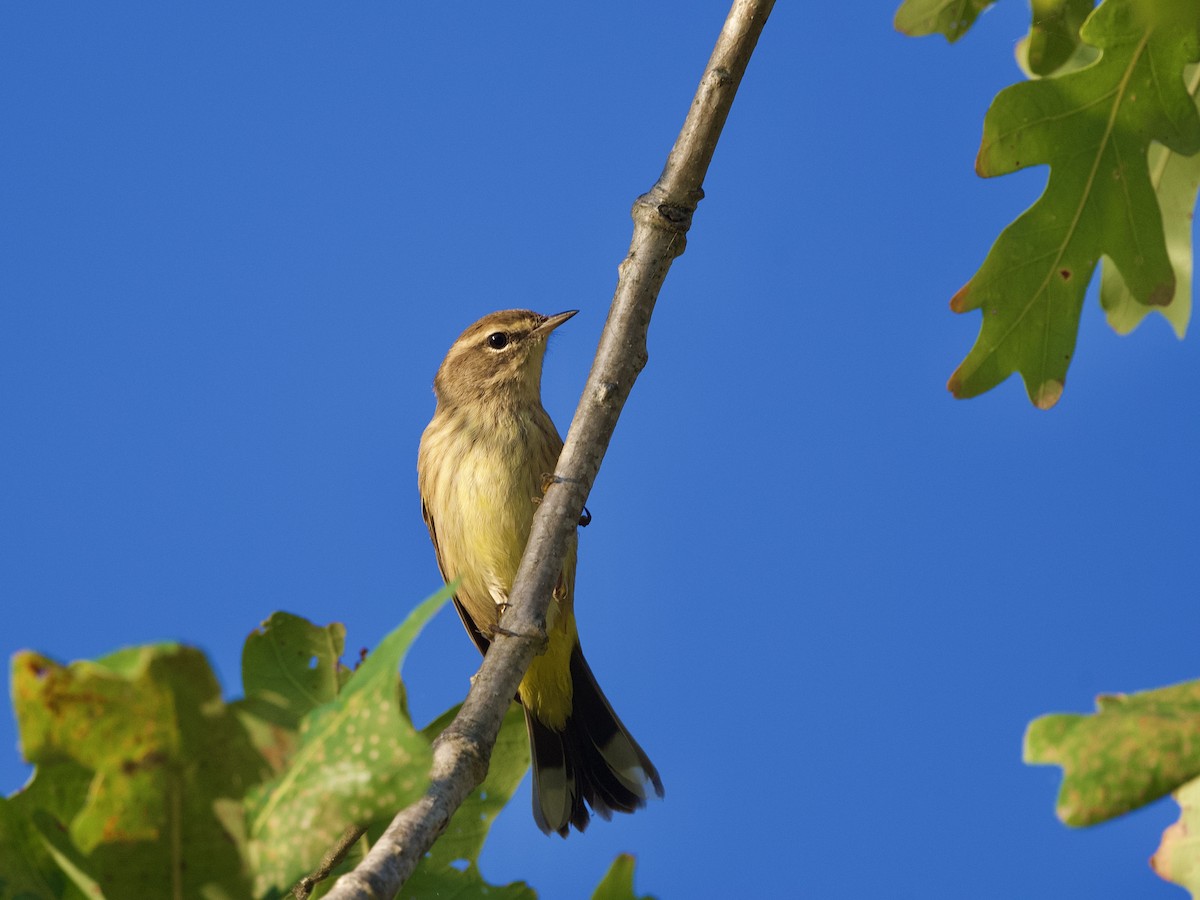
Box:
[524,643,663,837]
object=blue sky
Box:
[4,3,1199,898]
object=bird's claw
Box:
[492,623,548,652]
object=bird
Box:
[417,308,662,836]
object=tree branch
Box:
[323,2,773,896]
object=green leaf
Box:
[8,760,92,828]
[1023,0,1097,76]
[401,870,533,900]
[948,0,1200,407]
[9,644,263,898]
[307,700,532,899]
[1152,775,1200,896]
[25,809,108,900]
[0,797,79,900]
[893,0,997,43]
[1024,678,1200,826]
[396,703,534,900]
[4,761,104,900]
[242,611,347,729]
[234,612,349,775]
[591,854,655,900]
[246,586,451,895]
[1102,63,1200,337]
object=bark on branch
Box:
[323,2,773,896]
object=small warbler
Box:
[417,309,662,836]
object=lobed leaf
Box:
[9,644,263,898]
[1024,0,1097,76]
[241,611,347,730]
[234,612,349,775]
[5,600,481,898]
[948,0,1200,407]
[245,586,450,895]
[1025,678,1200,826]
[893,0,998,43]
[1102,63,1200,337]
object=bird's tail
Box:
[524,643,663,837]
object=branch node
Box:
[706,65,733,87]
[593,381,619,404]
[631,193,695,233]
[656,203,692,227]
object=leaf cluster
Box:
[898,0,1200,407]
[0,590,650,899]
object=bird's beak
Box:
[534,309,578,337]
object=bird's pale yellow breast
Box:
[418,404,568,634]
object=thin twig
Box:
[292,824,368,899]
[323,2,773,896]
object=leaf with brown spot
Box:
[943,0,1200,406]
[9,643,263,898]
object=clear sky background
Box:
[3,3,1198,898]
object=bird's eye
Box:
[487,332,509,350]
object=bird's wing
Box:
[421,498,491,655]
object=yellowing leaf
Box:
[1152,775,1200,897]
[1025,678,1200,826]
[10,644,262,898]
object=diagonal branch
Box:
[323,2,773,896]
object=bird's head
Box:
[433,309,577,409]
